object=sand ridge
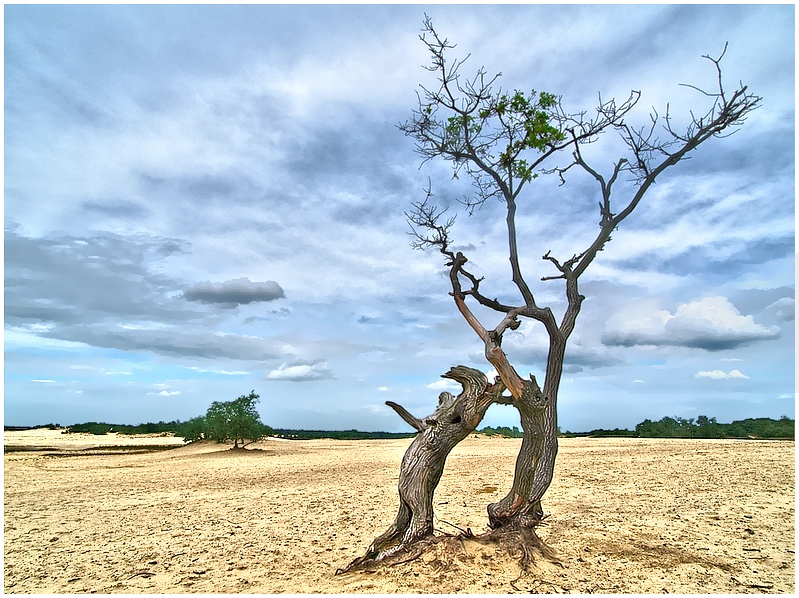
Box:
[3,431,795,593]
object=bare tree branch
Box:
[533,44,760,342]
[404,22,759,412]
[385,401,425,432]
[400,16,640,350]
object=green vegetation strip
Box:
[6,415,793,442]
[559,415,795,440]
[270,429,417,440]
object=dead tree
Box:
[346,17,760,569]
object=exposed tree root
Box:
[336,534,443,575]
[484,520,561,570]
[337,519,560,576]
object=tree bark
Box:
[449,293,560,535]
[339,365,505,572]
[487,339,564,533]
[487,383,551,530]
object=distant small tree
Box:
[205,391,271,449]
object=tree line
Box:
[9,390,415,443]
[560,415,794,440]
[5,392,273,448]
[3,421,180,435]
[8,412,793,441]
[271,429,416,440]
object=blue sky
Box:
[4,4,795,432]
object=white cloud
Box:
[378,386,389,392]
[147,390,182,396]
[266,361,334,382]
[695,369,750,380]
[603,296,780,351]
[188,367,250,376]
[727,370,750,380]
[695,370,727,379]
[31,379,55,383]
[426,379,461,392]
[119,322,173,331]
[633,379,645,383]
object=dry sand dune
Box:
[3,430,794,593]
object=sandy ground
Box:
[3,430,794,594]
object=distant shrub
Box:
[586,428,637,437]
[478,426,524,438]
[67,422,114,435]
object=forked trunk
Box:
[488,343,564,534]
[338,366,505,572]
[487,393,556,530]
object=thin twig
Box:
[436,518,470,535]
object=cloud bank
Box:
[602,296,780,351]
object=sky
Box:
[4,3,795,432]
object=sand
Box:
[3,429,794,594]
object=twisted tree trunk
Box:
[338,365,506,573]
